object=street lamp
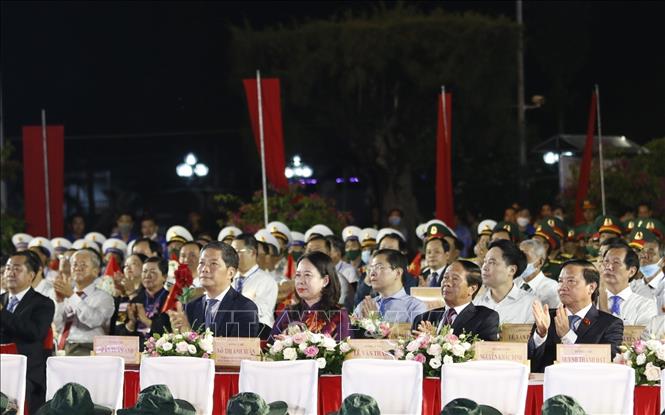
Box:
[177,153,208,178]
[285,155,316,185]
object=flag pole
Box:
[41,109,52,238]
[595,84,606,216]
[256,70,269,227]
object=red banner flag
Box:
[22,125,65,237]
[436,93,454,226]
[574,92,597,225]
[242,78,288,190]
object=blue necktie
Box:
[7,296,19,313]
[235,277,245,292]
[428,272,439,287]
[378,297,392,316]
[610,296,622,316]
[568,315,582,332]
[205,299,219,331]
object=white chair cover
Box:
[544,363,635,415]
[140,356,215,415]
[46,356,124,410]
[239,360,318,415]
[1,354,27,415]
[342,359,423,415]
[441,360,529,415]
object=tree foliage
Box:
[228,5,519,227]
[562,138,665,218]
[215,187,351,234]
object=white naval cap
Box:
[342,226,362,243]
[304,224,333,242]
[218,226,242,242]
[12,233,33,250]
[166,225,193,243]
[268,221,292,245]
[254,229,281,252]
[376,227,406,244]
[51,237,72,254]
[72,238,101,254]
[102,238,128,257]
[28,237,54,258]
[477,219,498,236]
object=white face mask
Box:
[518,262,537,279]
[517,217,530,227]
[361,250,372,264]
[640,263,661,278]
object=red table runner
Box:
[122,371,660,415]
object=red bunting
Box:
[574,91,598,225]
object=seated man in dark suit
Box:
[529,259,623,372]
[412,260,499,341]
[1,251,55,414]
[168,241,258,337]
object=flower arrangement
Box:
[161,263,195,312]
[350,311,392,339]
[390,325,478,377]
[263,325,353,374]
[143,328,215,359]
[614,338,665,385]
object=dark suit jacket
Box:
[185,287,258,337]
[0,288,55,389]
[528,305,624,373]
[411,303,500,341]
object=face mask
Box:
[291,250,303,261]
[516,217,530,227]
[518,262,537,279]
[118,223,132,233]
[345,249,361,261]
[361,250,372,264]
[388,217,401,226]
[640,263,661,278]
[555,215,564,221]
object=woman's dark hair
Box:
[292,251,341,311]
[127,253,149,264]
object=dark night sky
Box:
[1,1,664,229]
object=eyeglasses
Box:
[367,264,394,273]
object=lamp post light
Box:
[285,155,316,185]
[177,153,208,178]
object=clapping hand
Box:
[413,320,437,336]
[167,302,192,332]
[53,274,74,301]
[553,305,571,338]
[360,296,379,318]
[532,300,550,337]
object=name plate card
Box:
[213,337,261,367]
[410,288,445,310]
[556,344,611,364]
[474,342,528,364]
[622,326,645,346]
[93,336,140,364]
[499,324,533,343]
[346,339,397,360]
[389,323,412,339]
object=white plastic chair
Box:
[46,356,124,411]
[544,363,635,415]
[342,359,423,415]
[441,360,529,415]
[140,356,215,415]
[0,354,27,415]
[239,360,318,415]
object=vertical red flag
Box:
[22,125,65,237]
[436,93,455,226]
[242,78,288,190]
[574,92,597,225]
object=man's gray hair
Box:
[520,239,547,262]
